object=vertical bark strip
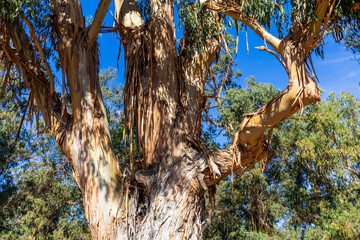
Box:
[117,0,184,168]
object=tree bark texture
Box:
[0,0,335,239]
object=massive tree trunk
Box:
[0,0,336,239]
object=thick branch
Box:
[203,39,321,185]
[179,6,222,136]
[204,75,320,185]
[203,144,269,186]
[88,0,112,46]
[311,0,330,37]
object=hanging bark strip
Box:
[118,21,157,170]
[20,15,55,96]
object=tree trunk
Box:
[48,0,211,238]
[115,147,208,239]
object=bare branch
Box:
[255,46,287,72]
[88,0,112,46]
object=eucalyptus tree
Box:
[0,0,358,239]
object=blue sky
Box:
[82,1,360,98]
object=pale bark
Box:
[114,0,143,27]
[114,0,209,237]
[48,1,124,237]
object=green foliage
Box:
[0,0,50,28]
[210,32,242,91]
[331,1,360,40]
[343,21,360,61]
[204,168,280,239]
[237,0,288,37]
[0,143,90,239]
[0,76,34,229]
[228,0,360,49]
[177,2,219,57]
[0,78,90,239]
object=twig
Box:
[255,46,287,71]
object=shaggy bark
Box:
[0,0,337,239]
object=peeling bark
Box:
[49,1,124,237]
[201,0,324,186]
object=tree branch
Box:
[203,44,321,185]
[88,0,112,46]
[206,0,282,53]
[200,1,324,185]
[203,143,269,186]
[181,37,220,136]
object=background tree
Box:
[340,2,360,61]
[0,0,359,239]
